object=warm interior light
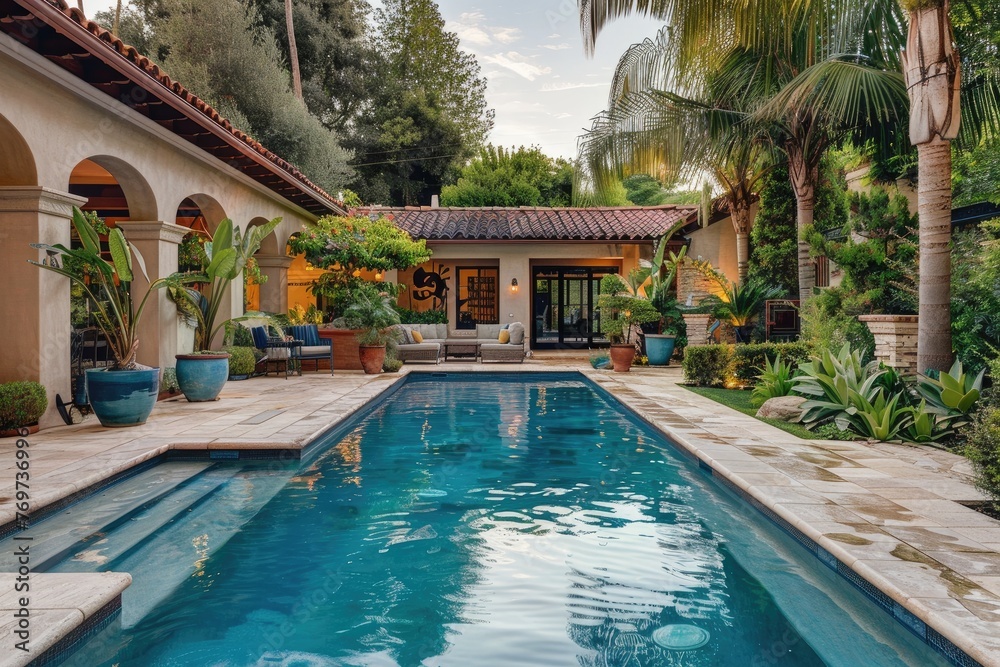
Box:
[511,277,519,293]
[352,269,362,277]
[305,262,315,272]
[375,271,384,281]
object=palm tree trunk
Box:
[285,0,303,101]
[730,201,752,282]
[787,143,818,302]
[903,0,960,372]
[113,0,122,35]
[76,1,84,12]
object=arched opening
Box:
[245,216,276,312]
[68,156,157,222]
[286,232,324,321]
[0,114,37,186]
[175,194,227,236]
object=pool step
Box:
[0,461,215,572]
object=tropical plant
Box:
[904,399,957,444]
[848,390,914,441]
[750,353,797,407]
[794,344,887,429]
[917,359,985,421]
[706,279,784,329]
[966,354,1000,504]
[223,346,258,377]
[165,217,281,351]
[641,225,688,334]
[334,292,403,346]
[596,274,661,345]
[30,207,167,369]
[0,381,48,431]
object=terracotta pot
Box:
[0,424,39,438]
[358,345,386,375]
[609,344,636,372]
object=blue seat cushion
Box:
[290,325,324,347]
[250,326,269,350]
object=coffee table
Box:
[443,340,480,361]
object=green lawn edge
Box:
[680,386,822,440]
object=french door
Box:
[531,266,617,349]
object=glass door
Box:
[531,266,617,349]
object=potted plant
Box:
[332,291,403,374]
[30,207,165,427]
[596,274,660,372]
[0,381,48,436]
[642,238,688,366]
[706,278,783,343]
[165,217,280,401]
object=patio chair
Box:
[288,324,334,375]
[250,326,293,378]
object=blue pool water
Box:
[32,374,951,665]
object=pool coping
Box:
[2,365,999,666]
[587,370,1000,667]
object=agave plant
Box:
[903,399,957,444]
[917,359,985,417]
[750,352,797,407]
[793,344,886,429]
[848,391,914,442]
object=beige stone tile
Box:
[0,608,83,667]
[883,525,992,553]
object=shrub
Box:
[750,353,798,407]
[733,342,812,384]
[0,381,48,430]
[395,308,448,324]
[224,347,258,377]
[967,355,1000,504]
[160,368,179,394]
[682,345,735,387]
[383,358,404,373]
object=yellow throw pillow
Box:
[411,330,424,343]
[498,330,510,344]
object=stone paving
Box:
[0,360,999,666]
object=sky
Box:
[81,1,664,160]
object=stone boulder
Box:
[756,396,806,422]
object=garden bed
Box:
[681,386,823,440]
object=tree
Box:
[623,175,668,206]
[747,166,797,297]
[440,145,572,207]
[111,0,353,193]
[284,0,302,99]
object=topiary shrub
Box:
[733,342,812,385]
[966,356,1000,506]
[0,381,48,430]
[224,346,258,378]
[682,345,735,386]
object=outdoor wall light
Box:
[511,278,519,293]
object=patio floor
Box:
[1,361,998,666]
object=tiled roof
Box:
[1,0,344,216]
[355,206,699,241]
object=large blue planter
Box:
[85,367,160,427]
[645,334,677,366]
[176,354,230,402]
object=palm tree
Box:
[285,0,303,100]
[579,1,907,301]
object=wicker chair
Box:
[480,343,524,363]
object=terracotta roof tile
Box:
[355,206,699,241]
[5,1,343,216]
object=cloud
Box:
[547,34,561,39]
[540,82,607,92]
[482,51,552,81]
[451,12,520,48]
[492,27,521,44]
[539,43,571,51]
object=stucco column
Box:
[500,256,530,345]
[116,221,186,369]
[0,187,86,429]
[256,255,292,314]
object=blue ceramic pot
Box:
[85,367,160,427]
[176,354,230,402]
[645,334,677,366]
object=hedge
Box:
[0,381,48,430]
[733,342,812,384]
[224,346,258,377]
[683,342,813,387]
[682,345,736,387]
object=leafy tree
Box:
[951,221,1000,370]
[747,166,797,297]
[623,175,669,206]
[953,139,1000,206]
[106,0,353,193]
[440,146,572,207]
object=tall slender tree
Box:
[284,0,303,100]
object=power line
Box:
[350,153,462,168]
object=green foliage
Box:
[223,346,258,376]
[159,368,179,394]
[951,222,1000,371]
[747,166,798,297]
[227,323,256,348]
[0,381,48,430]
[623,174,671,205]
[812,423,858,440]
[178,233,207,273]
[287,304,325,325]
[31,208,165,369]
[383,358,404,373]
[966,355,1000,503]
[799,286,876,359]
[705,278,784,328]
[440,145,573,207]
[165,217,282,351]
[334,292,403,346]
[395,308,448,324]
[794,344,886,429]
[682,345,735,387]
[848,391,914,441]
[917,360,985,425]
[596,274,661,344]
[733,342,813,384]
[129,0,353,193]
[750,353,798,407]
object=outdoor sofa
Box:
[394,322,526,363]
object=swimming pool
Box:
[22,373,953,665]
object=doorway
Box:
[531,266,617,349]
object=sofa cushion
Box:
[435,323,448,339]
[449,329,477,339]
[477,324,502,340]
[412,324,435,341]
[393,324,413,344]
[411,330,424,343]
[508,322,525,345]
[298,345,330,358]
[498,329,510,344]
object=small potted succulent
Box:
[0,381,48,437]
[333,291,403,374]
[596,274,660,372]
[30,207,165,427]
